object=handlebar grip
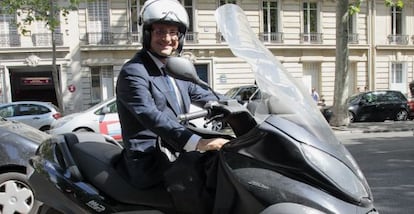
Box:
[178,110,208,121]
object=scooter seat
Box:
[64,133,174,209]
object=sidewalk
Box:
[331,120,414,133]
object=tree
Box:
[0,0,80,111]
[330,0,404,127]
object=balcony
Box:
[387,34,409,45]
[259,32,283,43]
[348,33,359,44]
[32,33,63,46]
[0,33,21,47]
[300,33,323,44]
[185,32,199,43]
[128,32,140,44]
[86,32,114,45]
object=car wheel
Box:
[211,120,224,131]
[0,172,41,214]
[395,109,408,121]
[75,128,92,132]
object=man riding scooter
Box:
[115,0,228,213]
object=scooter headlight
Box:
[301,144,368,199]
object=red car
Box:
[408,97,414,120]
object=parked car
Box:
[346,90,409,122]
[408,97,414,120]
[224,84,258,105]
[0,116,51,213]
[48,97,214,141]
[0,101,62,131]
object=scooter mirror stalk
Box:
[166,57,221,100]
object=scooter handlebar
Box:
[177,109,209,122]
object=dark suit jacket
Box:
[116,50,217,188]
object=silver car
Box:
[0,101,62,131]
[48,97,212,142]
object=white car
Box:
[0,101,62,131]
[48,97,213,141]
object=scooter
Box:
[27,4,378,214]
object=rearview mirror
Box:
[166,57,220,100]
[166,57,209,88]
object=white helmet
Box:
[139,0,189,54]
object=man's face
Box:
[150,23,180,57]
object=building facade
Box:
[1,0,413,114]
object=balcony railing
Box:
[300,33,323,44]
[348,33,359,44]
[185,32,199,43]
[387,34,409,45]
[32,33,63,46]
[0,33,21,47]
[86,32,114,45]
[259,32,283,43]
[128,32,140,44]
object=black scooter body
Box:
[28,133,175,214]
[28,107,377,213]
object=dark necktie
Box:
[162,68,182,113]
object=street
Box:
[336,131,414,214]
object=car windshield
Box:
[224,87,241,98]
[216,5,338,146]
[347,94,361,104]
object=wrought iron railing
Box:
[387,34,409,45]
[185,32,199,43]
[0,33,21,47]
[300,33,323,44]
[259,32,283,43]
[86,32,114,45]
[32,33,63,46]
[348,33,359,44]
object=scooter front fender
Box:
[260,203,380,214]
[260,203,326,214]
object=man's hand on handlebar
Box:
[196,138,229,151]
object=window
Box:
[219,0,236,5]
[0,105,15,117]
[261,0,282,43]
[91,66,114,104]
[33,13,63,46]
[128,0,146,43]
[390,62,407,93]
[87,0,111,44]
[0,8,19,46]
[391,63,403,84]
[217,0,236,42]
[180,0,196,42]
[391,6,402,35]
[91,68,101,104]
[388,6,407,44]
[348,12,358,43]
[301,1,321,43]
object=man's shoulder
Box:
[125,51,146,64]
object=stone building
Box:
[0,0,413,114]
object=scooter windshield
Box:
[215,5,338,146]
